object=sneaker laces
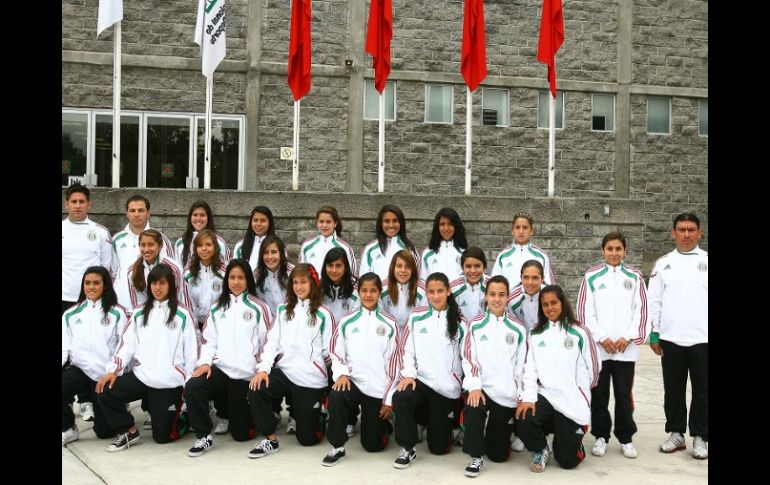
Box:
[112,432,133,450]
[468,457,483,468]
[533,448,548,465]
[397,448,412,460]
[256,439,275,453]
[328,446,345,457]
[194,436,211,449]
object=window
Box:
[591,93,615,132]
[62,111,89,186]
[94,114,140,187]
[364,80,396,121]
[481,88,509,126]
[699,99,708,137]
[425,85,453,124]
[537,91,564,129]
[195,117,243,189]
[647,97,671,134]
[61,109,245,188]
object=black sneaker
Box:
[106,429,140,452]
[393,447,417,469]
[248,438,279,458]
[321,446,346,466]
[464,457,484,477]
[187,435,214,457]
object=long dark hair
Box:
[141,265,178,326]
[425,272,462,340]
[77,266,119,322]
[181,201,216,267]
[254,235,290,293]
[375,204,416,255]
[285,264,323,325]
[386,249,418,306]
[317,206,343,237]
[428,207,468,252]
[217,259,258,312]
[241,206,276,260]
[533,284,578,334]
[131,229,164,292]
[321,247,356,300]
[188,229,223,280]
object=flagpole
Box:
[293,100,300,191]
[111,21,121,188]
[547,93,556,197]
[204,76,213,189]
[465,87,472,195]
[378,92,385,192]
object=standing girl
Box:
[321,247,360,323]
[233,206,276,272]
[184,230,227,329]
[507,260,546,332]
[460,275,527,477]
[96,264,198,451]
[450,247,491,322]
[127,229,192,312]
[380,249,426,329]
[322,272,400,466]
[391,272,465,469]
[300,206,358,277]
[576,232,649,459]
[62,266,129,446]
[492,211,556,288]
[253,235,294,316]
[175,201,232,269]
[184,259,273,457]
[246,264,334,457]
[516,285,600,473]
[420,208,467,282]
[359,205,420,282]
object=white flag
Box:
[194,0,227,78]
[97,0,123,36]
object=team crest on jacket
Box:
[212,282,221,292]
[505,333,515,345]
[243,311,253,321]
[376,325,386,336]
[623,280,633,290]
[564,337,574,349]
[698,261,708,272]
[87,230,97,241]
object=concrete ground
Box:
[62,348,708,484]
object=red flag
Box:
[365,0,393,94]
[537,0,564,98]
[461,0,487,92]
[288,0,312,101]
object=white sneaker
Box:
[213,419,229,435]
[143,415,153,430]
[692,436,708,459]
[511,436,525,452]
[80,402,94,422]
[62,426,79,446]
[286,417,296,434]
[346,424,356,438]
[592,437,607,456]
[621,442,638,458]
[659,432,686,453]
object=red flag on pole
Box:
[461,0,487,92]
[288,0,312,101]
[365,0,393,94]
[537,0,564,98]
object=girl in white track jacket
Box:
[359,205,420,282]
[300,206,358,277]
[419,208,467,282]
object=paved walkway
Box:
[63,348,708,484]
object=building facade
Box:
[62,0,708,295]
